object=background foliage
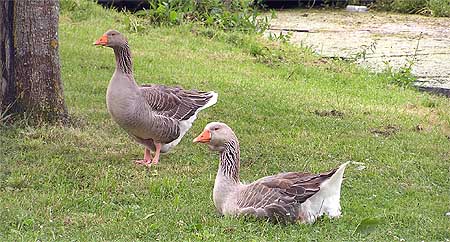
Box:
[371,0,450,16]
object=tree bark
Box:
[0,0,68,124]
[0,0,15,119]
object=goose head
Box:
[193,122,236,152]
[94,29,127,48]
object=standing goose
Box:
[193,122,350,223]
[94,30,218,166]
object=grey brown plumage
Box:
[194,122,349,223]
[236,169,338,222]
[139,84,217,144]
[95,30,218,165]
[141,85,216,121]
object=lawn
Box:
[1,2,449,241]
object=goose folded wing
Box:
[237,171,337,222]
[140,84,214,121]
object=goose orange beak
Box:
[193,130,211,143]
[94,34,108,46]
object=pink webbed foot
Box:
[135,148,152,167]
[135,159,152,167]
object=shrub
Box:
[391,0,427,13]
[371,0,450,17]
[427,0,450,16]
[129,0,270,33]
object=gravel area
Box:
[267,10,450,95]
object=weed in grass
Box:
[382,60,417,87]
[351,41,377,62]
[60,0,116,21]
[380,33,422,87]
[267,31,293,44]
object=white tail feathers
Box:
[322,161,350,192]
[300,161,350,223]
[199,91,218,111]
[161,91,218,153]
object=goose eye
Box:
[213,127,219,131]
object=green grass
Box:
[1,3,450,241]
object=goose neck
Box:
[219,139,240,184]
[113,44,133,74]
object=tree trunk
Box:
[0,0,68,124]
[0,0,14,120]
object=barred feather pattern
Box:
[219,139,240,183]
[141,85,215,121]
[113,43,133,74]
[236,171,337,223]
[138,85,216,144]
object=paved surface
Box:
[267,10,450,94]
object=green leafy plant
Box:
[125,0,270,33]
[383,59,417,87]
[351,41,377,62]
[381,33,422,87]
[267,31,293,44]
[123,11,148,33]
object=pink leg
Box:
[151,143,161,164]
[135,148,153,167]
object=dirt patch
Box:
[313,109,344,118]
[403,103,450,136]
[413,124,425,132]
[371,125,399,137]
[64,217,73,226]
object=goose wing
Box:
[237,169,337,222]
[138,84,217,143]
[140,84,217,121]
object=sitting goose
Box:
[94,30,218,166]
[193,122,350,223]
